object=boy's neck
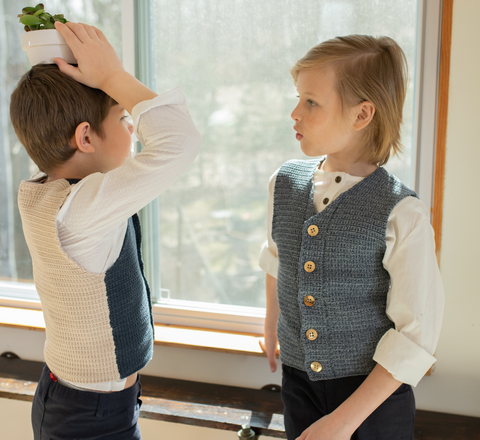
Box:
[321,156,377,177]
[45,151,109,182]
[45,163,96,183]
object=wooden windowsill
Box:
[0,306,268,357]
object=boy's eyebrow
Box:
[298,91,318,99]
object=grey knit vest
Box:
[272,159,417,381]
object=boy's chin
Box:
[300,143,322,158]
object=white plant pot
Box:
[21,29,76,66]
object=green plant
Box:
[18,4,68,32]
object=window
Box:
[140,0,440,330]
[0,0,122,303]
[1,0,441,332]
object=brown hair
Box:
[10,64,117,173]
[291,35,408,166]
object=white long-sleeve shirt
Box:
[259,166,444,387]
[50,88,201,391]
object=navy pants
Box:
[32,364,142,440]
[281,364,415,440]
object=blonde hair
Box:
[291,35,408,166]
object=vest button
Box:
[323,198,329,205]
[306,329,318,340]
[304,261,315,272]
[304,295,315,306]
[307,225,319,236]
[335,176,342,183]
[310,362,322,372]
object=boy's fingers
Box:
[92,26,108,43]
[81,23,100,40]
[269,356,277,372]
[57,21,90,44]
[54,58,80,80]
[54,21,84,55]
[259,339,278,372]
[267,347,277,372]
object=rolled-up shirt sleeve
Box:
[374,197,445,386]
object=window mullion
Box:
[412,0,442,213]
[130,0,162,300]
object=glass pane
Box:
[152,0,419,308]
[0,0,122,289]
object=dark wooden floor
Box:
[414,410,480,440]
[1,353,479,439]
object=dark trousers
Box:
[32,364,142,440]
[281,364,415,440]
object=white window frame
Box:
[0,0,443,335]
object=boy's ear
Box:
[353,101,375,131]
[71,122,96,153]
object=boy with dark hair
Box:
[10,21,200,439]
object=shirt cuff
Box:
[259,241,278,279]
[373,328,437,387]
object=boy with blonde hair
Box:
[260,35,444,440]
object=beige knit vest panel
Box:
[18,178,120,383]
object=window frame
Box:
[0,0,445,336]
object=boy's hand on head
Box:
[53,21,125,91]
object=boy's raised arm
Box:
[54,21,157,114]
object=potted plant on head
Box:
[19,4,76,66]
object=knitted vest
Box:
[272,159,417,381]
[18,178,154,383]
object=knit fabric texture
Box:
[18,178,154,383]
[272,159,417,381]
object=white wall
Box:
[1,1,480,438]
[412,0,480,418]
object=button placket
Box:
[319,173,344,210]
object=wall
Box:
[412,0,480,417]
[1,0,479,438]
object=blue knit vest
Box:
[104,213,154,378]
[272,159,417,381]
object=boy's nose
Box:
[291,104,301,121]
[128,122,134,134]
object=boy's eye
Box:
[307,99,317,106]
[121,115,128,121]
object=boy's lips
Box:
[294,127,303,141]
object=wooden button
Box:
[323,198,329,205]
[304,295,315,307]
[310,362,322,372]
[335,176,342,183]
[304,261,315,273]
[307,225,319,236]
[306,329,318,340]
